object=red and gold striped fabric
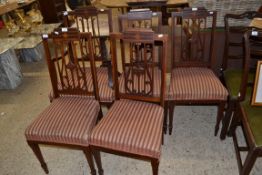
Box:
[25,97,100,146]
[95,67,115,102]
[90,99,164,159]
[49,67,114,103]
[169,67,228,101]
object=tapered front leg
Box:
[27,141,49,174]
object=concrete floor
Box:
[0,59,262,175]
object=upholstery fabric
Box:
[25,97,100,146]
[50,67,114,103]
[224,69,255,98]
[90,99,164,159]
[241,99,262,147]
[169,67,228,101]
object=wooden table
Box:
[100,0,189,24]
[0,0,36,16]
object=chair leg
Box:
[27,141,49,174]
[83,148,97,175]
[151,159,159,175]
[97,108,103,121]
[241,149,258,175]
[163,101,168,134]
[220,101,234,140]
[168,103,174,135]
[228,106,241,136]
[93,150,104,175]
[215,102,225,136]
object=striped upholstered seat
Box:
[50,67,114,103]
[169,67,228,101]
[90,99,164,159]
[25,97,100,146]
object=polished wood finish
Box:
[111,29,167,106]
[91,29,168,175]
[63,6,114,106]
[26,29,102,175]
[100,0,188,24]
[38,0,66,23]
[45,28,99,99]
[220,11,262,140]
[118,9,162,33]
[229,29,262,175]
[167,7,227,135]
[222,11,262,71]
[171,7,217,68]
[63,6,113,61]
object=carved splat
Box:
[43,30,97,97]
[181,18,206,61]
[172,7,216,68]
[121,29,156,96]
[64,7,113,61]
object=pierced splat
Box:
[43,30,97,98]
[181,18,206,61]
[64,7,113,61]
[172,7,217,68]
[121,29,156,97]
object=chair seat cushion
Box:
[90,99,164,159]
[50,67,114,103]
[224,69,255,98]
[242,100,262,147]
[119,68,168,99]
[169,67,228,101]
[25,97,100,146]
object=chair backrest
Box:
[223,11,262,70]
[110,28,167,106]
[171,7,217,68]
[239,29,262,102]
[42,27,99,100]
[118,9,162,33]
[63,6,113,61]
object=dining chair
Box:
[90,28,167,175]
[118,9,170,132]
[168,7,228,135]
[118,9,162,33]
[61,6,114,107]
[25,28,103,175]
[229,29,262,175]
[220,11,262,140]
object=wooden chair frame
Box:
[222,11,262,71]
[62,6,114,107]
[90,29,168,175]
[119,11,167,132]
[118,9,162,33]
[220,11,262,140]
[26,29,103,175]
[229,30,262,175]
[167,7,227,135]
